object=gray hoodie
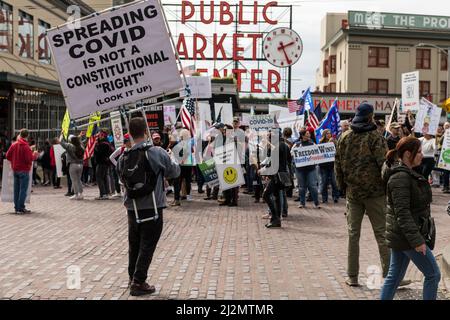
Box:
[118,141,180,211]
[60,140,84,165]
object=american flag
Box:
[287,100,300,113]
[305,107,320,130]
[84,124,98,160]
[180,98,196,136]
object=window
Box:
[419,81,431,98]
[323,60,329,77]
[38,20,51,64]
[440,81,447,102]
[441,51,448,71]
[323,85,328,93]
[416,49,431,69]
[368,47,389,67]
[19,10,34,59]
[339,81,342,92]
[368,79,389,94]
[330,55,336,74]
[329,83,336,92]
[0,1,13,53]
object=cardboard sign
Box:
[402,71,420,112]
[186,76,212,99]
[164,105,177,126]
[47,0,182,119]
[214,143,245,191]
[438,129,450,171]
[198,159,219,187]
[53,144,65,178]
[414,98,442,136]
[146,105,164,131]
[249,114,277,131]
[110,111,124,149]
[269,104,291,119]
[214,103,233,125]
[198,102,213,138]
[291,142,336,168]
[1,160,32,204]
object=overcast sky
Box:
[289,0,450,96]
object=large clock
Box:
[262,27,303,68]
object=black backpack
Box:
[118,144,157,199]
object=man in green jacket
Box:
[335,103,390,287]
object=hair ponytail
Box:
[386,149,398,165]
[386,136,421,165]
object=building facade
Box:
[0,0,93,146]
[316,11,450,107]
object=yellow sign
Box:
[442,98,450,113]
[86,112,101,138]
[223,167,238,184]
[61,109,70,140]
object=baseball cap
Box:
[152,132,161,140]
[390,122,401,129]
[123,133,130,141]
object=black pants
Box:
[421,158,435,181]
[127,209,163,284]
[444,170,450,189]
[206,185,219,199]
[174,166,192,200]
[67,164,72,193]
[52,167,60,187]
[96,164,110,197]
[263,176,283,224]
[223,187,238,205]
[112,167,121,193]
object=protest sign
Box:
[401,71,420,112]
[186,76,212,99]
[269,104,291,119]
[291,142,336,168]
[214,103,233,125]
[414,98,442,135]
[249,114,277,131]
[146,105,164,131]
[241,113,251,126]
[198,159,219,187]
[47,0,182,119]
[214,143,245,191]
[110,111,124,149]
[1,160,32,203]
[278,115,304,134]
[438,129,450,171]
[198,102,213,137]
[61,109,70,139]
[53,144,65,178]
[164,105,177,126]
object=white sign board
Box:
[198,102,213,138]
[241,113,251,126]
[401,71,420,112]
[414,98,442,135]
[164,105,177,126]
[214,143,245,191]
[278,115,305,136]
[438,129,450,171]
[269,104,291,119]
[1,160,32,204]
[249,114,276,131]
[47,1,182,119]
[53,144,65,178]
[214,103,233,125]
[291,142,336,168]
[186,76,212,99]
[110,111,124,149]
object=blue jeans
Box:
[319,166,339,202]
[296,168,319,206]
[380,247,441,300]
[14,172,30,212]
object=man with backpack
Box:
[117,117,180,297]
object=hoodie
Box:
[6,138,36,172]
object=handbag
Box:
[420,216,436,250]
[277,171,292,188]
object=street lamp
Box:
[415,43,450,116]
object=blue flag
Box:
[296,87,314,116]
[315,99,341,143]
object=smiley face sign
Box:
[223,167,238,185]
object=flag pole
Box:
[385,98,398,138]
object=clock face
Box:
[263,28,303,68]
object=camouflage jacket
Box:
[335,122,388,200]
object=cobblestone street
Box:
[0,185,449,300]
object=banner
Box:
[186,76,212,99]
[110,111,124,149]
[438,129,450,171]
[198,102,213,137]
[401,71,420,112]
[414,98,442,135]
[164,105,177,126]
[47,0,182,119]
[1,160,32,204]
[249,114,277,131]
[198,159,219,187]
[61,109,70,139]
[291,142,336,168]
[146,105,164,131]
[269,104,291,119]
[214,143,245,191]
[53,144,65,178]
[214,103,233,125]
[278,115,304,134]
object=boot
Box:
[130,281,156,296]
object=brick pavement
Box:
[0,184,449,300]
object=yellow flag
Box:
[442,98,450,113]
[61,109,70,140]
[86,112,101,138]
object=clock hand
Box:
[277,41,295,50]
[279,46,292,65]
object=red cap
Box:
[123,133,130,141]
[152,133,161,140]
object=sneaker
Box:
[77,194,84,200]
[170,200,181,206]
[298,204,305,208]
[112,192,121,198]
[69,195,78,200]
[15,210,25,215]
[314,205,321,209]
[130,282,156,296]
[398,279,412,287]
[265,222,281,228]
[198,189,205,194]
[22,208,31,214]
[65,192,74,197]
[186,195,193,201]
[95,195,108,200]
[180,196,187,200]
[203,196,212,200]
[345,278,359,287]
